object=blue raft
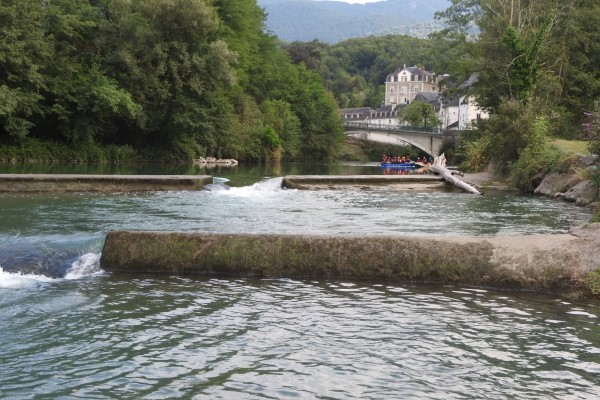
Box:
[380,162,420,169]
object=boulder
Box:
[563,180,599,206]
[534,173,583,196]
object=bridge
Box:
[343,121,444,156]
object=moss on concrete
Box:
[100,228,600,298]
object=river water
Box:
[1,162,598,399]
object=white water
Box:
[0,267,55,289]
[0,252,102,289]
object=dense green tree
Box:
[558,0,600,135]
[43,0,139,144]
[285,40,328,71]
[398,101,440,128]
[434,0,598,126]
[282,65,345,160]
[0,0,49,138]
[260,99,302,160]
[97,0,238,156]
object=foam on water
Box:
[64,252,103,279]
[223,177,286,196]
[0,252,103,288]
[212,177,230,183]
[0,266,54,289]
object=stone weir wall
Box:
[0,174,212,192]
[100,226,600,299]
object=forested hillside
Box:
[284,35,462,108]
[0,0,345,162]
[257,0,448,43]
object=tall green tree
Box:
[398,101,440,128]
[0,0,48,138]
[43,0,139,144]
[558,0,600,135]
[98,0,237,156]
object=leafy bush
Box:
[508,117,557,191]
[587,268,600,297]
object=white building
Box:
[367,104,404,126]
[439,97,459,130]
[340,105,405,126]
[385,65,438,106]
[437,73,489,130]
[457,74,489,130]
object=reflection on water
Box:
[0,276,598,399]
[0,161,382,185]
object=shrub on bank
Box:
[509,118,561,192]
[0,138,139,163]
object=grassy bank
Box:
[551,139,591,155]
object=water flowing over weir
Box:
[1,168,599,399]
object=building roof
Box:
[386,65,436,80]
[459,73,480,90]
[414,92,439,102]
[340,107,374,121]
[340,107,374,114]
[373,104,400,113]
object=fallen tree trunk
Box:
[429,154,482,195]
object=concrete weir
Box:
[0,174,212,192]
[282,175,445,190]
[100,226,600,298]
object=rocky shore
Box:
[534,172,599,210]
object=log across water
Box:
[100,226,600,298]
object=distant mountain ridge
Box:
[257,0,449,43]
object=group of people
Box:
[381,154,433,164]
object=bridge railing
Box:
[343,121,442,135]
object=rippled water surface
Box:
[0,162,598,398]
[1,276,599,399]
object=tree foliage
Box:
[0,0,344,161]
[398,101,440,128]
[435,0,599,127]
[433,0,599,191]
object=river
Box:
[0,162,598,399]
